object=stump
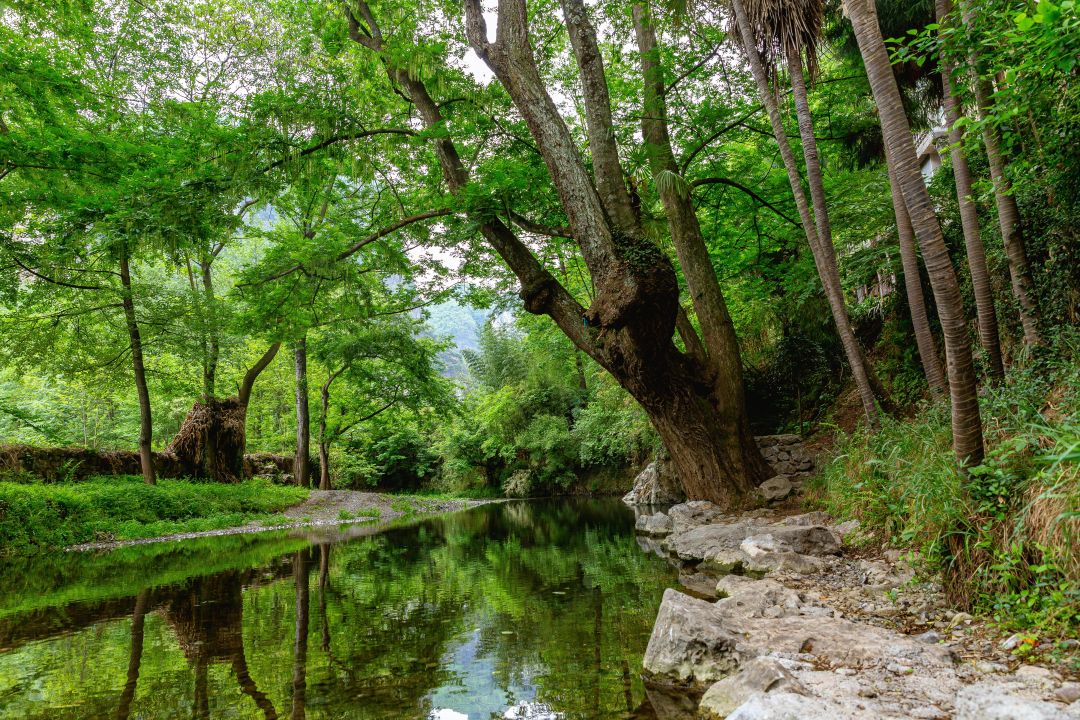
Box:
[167,398,247,483]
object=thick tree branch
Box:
[238,342,281,406]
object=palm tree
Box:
[889,166,948,395]
[958,0,1042,349]
[842,0,984,467]
[936,0,1003,378]
[730,0,884,429]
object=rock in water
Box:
[642,589,742,688]
[635,512,674,537]
[623,456,685,506]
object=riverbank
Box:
[0,475,498,554]
[631,500,1080,718]
[67,490,500,551]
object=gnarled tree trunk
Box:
[844,0,984,467]
[347,0,771,507]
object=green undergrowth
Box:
[808,347,1080,652]
[0,475,309,554]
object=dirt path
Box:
[68,490,497,552]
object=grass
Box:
[0,474,309,554]
[806,347,1080,653]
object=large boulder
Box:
[954,684,1070,720]
[725,692,877,720]
[760,525,842,556]
[636,512,674,537]
[665,522,756,562]
[699,658,806,719]
[756,476,793,502]
[623,456,685,506]
[642,589,743,688]
[668,500,730,533]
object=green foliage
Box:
[0,476,307,554]
[810,346,1080,640]
[435,317,654,496]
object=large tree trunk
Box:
[168,343,281,482]
[937,0,1004,379]
[118,246,156,485]
[958,0,1042,349]
[729,0,879,429]
[634,2,773,485]
[845,0,984,467]
[348,1,770,507]
[888,167,948,395]
[294,337,311,488]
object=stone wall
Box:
[0,444,295,482]
[755,434,815,478]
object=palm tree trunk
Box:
[844,0,984,467]
[787,50,891,419]
[958,0,1042,349]
[730,0,879,429]
[936,0,1004,378]
[118,245,156,485]
[888,167,948,395]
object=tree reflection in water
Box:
[0,498,678,719]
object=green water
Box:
[0,498,679,719]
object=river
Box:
[0,498,679,719]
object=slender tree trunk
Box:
[318,373,333,490]
[200,260,219,400]
[115,589,149,720]
[937,0,1004,378]
[786,50,889,422]
[889,167,948,395]
[958,0,1042,349]
[729,0,879,428]
[291,551,310,720]
[119,246,156,485]
[844,0,984,467]
[294,337,311,488]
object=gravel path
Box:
[67,490,497,552]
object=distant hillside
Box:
[424,300,490,379]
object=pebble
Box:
[914,630,943,644]
[887,662,914,675]
[835,667,858,676]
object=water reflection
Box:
[0,499,679,719]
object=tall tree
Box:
[958,0,1043,349]
[843,0,984,467]
[341,0,772,507]
[888,168,948,395]
[728,0,884,428]
[936,0,1004,379]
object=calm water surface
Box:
[0,498,678,719]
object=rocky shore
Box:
[626,456,1080,718]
